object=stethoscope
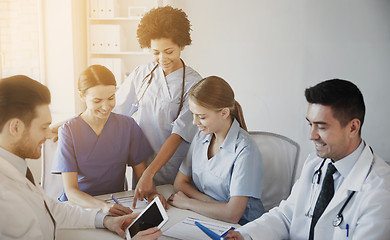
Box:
[130,59,186,121]
[305,158,357,227]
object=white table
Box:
[57,184,240,239]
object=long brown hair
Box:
[189,76,247,131]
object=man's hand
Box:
[103,214,138,238]
[225,230,245,240]
[133,227,162,240]
[103,214,162,240]
[108,203,133,217]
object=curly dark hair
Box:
[137,6,192,48]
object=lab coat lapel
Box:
[320,145,374,219]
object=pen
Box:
[194,221,226,240]
[221,227,235,237]
[111,194,120,204]
[346,224,349,237]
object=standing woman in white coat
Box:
[113,6,202,205]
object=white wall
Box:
[42,0,87,124]
[169,0,390,175]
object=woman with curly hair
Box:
[114,6,202,206]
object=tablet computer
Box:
[125,196,168,239]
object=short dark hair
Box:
[78,65,116,95]
[305,79,365,133]
[137,6,192,48]
[0,75,51,132]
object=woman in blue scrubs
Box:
[52,65,155,216]
[168,76,265,225]
[113,6,202,205]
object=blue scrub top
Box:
[51,113,153,201]
[113,62,202,185]
[179,119,265,224]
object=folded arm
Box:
[170,171,248,224]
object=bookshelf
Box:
[87,0,162,86]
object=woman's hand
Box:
[167,191,191,210]
[133,173,154,208]
[50,125,59,142]
[147,191,168,210]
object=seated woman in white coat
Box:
[168,76,265,225]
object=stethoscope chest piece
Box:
[333,214,343,227]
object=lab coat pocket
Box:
[332,224,354,239]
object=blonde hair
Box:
[189,76,247,131]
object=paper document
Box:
[107,196,149,213]
[163,217,233,240]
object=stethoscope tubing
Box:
[308,158,356,227]
[134,59,186,121]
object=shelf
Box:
[89,51,151,56]
[88,17,141,21]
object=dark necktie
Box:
[309,163,337,240]
[26,167,57,239]
[26,167,35,185]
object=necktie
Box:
[26,167,35,185]
[309,163,337,240]
[26,167,57,239]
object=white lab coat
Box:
[0,156,98,240]
[238,144,390,240]
[114,62,202,185]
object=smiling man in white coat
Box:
[0,75,161,240]
[226,79,390,240]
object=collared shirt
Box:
[180,119,265,224]
[0,146,105,229]
[0,146,27,176]
[314,140,366,193]
[333,140,365,191]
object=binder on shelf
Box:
[105,0,119,18]
[90,24,126,53]
[97,0,105,18]
[106,24,122,52]
[90,24,100,52]
[90,0,119,18]
[90,0,98,17]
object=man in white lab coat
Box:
[0,75,161,240]
[226,79,390,240]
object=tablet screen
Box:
[129,200,164,237]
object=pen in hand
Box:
[111,194,120,204]
[109,194,133,216]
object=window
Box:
[0,0,43,80]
